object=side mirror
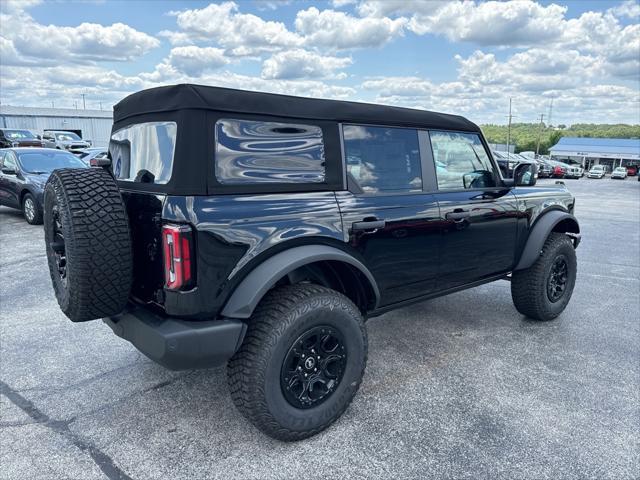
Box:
[513,162,538,186]
[1,167,17,175]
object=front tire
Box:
[22,193,42,225]
[511,233,577,321]
[227,284,367,441]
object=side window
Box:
[215,119,325,184]
[3,152,17,170]
[109,122,177,184]
[430,131,497,190]
[342,125,422,193]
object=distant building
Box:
[0,106,113,148]
[488,143,515,153]
[549,137,640,170]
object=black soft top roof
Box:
[113,84,480,133]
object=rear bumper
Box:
[104,306,246,370]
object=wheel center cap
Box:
[304,357,316,370]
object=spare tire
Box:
[43,168,133,322]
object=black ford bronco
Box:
[43,84,580,441]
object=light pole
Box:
[535,113,545,157]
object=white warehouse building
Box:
[0,106,113,148]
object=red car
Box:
[552,165,566,178]
[626,165,638,176]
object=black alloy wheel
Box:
[547,255,568,303]
[280,326,347,409]
[49,203,67,287]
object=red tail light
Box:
[162,224,194,290]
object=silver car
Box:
[42,130,91,153]
[611,167,627,179]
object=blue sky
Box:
[1,0,638,125]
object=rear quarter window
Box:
[215,119,325,184]
[109,121,177,184]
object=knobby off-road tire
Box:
[43,168,133,322]
[228,284,367,441]
[22,193,42,225]
[511,232,577,321]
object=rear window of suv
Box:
[215,119,325,184]
[109,121,177,184]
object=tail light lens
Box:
[162,224,194,290]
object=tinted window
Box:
[17,151,86,173]
[110,122,177,184]
[343,125,422,193]
[3,151,16,170]
[430,131,497,190]
[215,119,325,184]
[3,130,37,140]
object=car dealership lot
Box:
[1,178,638,480]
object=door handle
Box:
[445,210,470,221]
[352,219,386,232]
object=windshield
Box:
[53,132,82,141]
[614,167,626,172]
[4,130,37,140]
[591,166,604,171]
[17,151,87,174]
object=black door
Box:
[428,130,519,290]
[0,151,20,208]
[337,125,441,306]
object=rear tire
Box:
[227,284,367,441]
[511,233,577,321]
[22,193,42,225]
[43,168,133,322]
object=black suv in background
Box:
[43,85,580,441]
[0,128,44,148]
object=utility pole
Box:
[99,101,102,111]
[506,97,515,155]
[81,93,86,110]
[535,113,545,157]
[547,97,554,127]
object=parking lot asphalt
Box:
[1,178,639,480]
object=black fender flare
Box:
[515,210,580,271]
[221,245,380,319]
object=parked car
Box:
[536,160,553,178]
[77,148,108,166]
[611,167,628,179]
[42,84,580,441]
[564,164,583,179]
[550,161,568,178]
[587,165,606,178]
[42,130,91,153]
[625,165,638,176]
[0,128,44,148]
[0,148,87,224]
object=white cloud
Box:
[295,7,406,49]
[167,46,229,76]
[169,2,302,55]
[609,0,640,19]
[331,0,357,8]
[262,49,352,79]
[407,0,567,46]
[357,0,444,18]
[0,7,159,63]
